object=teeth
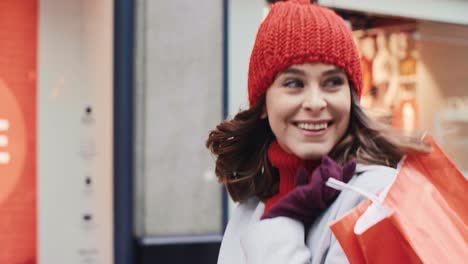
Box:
[297,122,328,131]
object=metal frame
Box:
[113,0,135,263]
[222,0,229,232]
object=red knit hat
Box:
[248,0,362,106]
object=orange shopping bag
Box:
[328,136,468,264]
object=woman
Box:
[206,0,430,263]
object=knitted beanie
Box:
[248,0,362,106]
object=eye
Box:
[322,76,345,88]
[282,78,304,88]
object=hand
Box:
[261,156,356,226]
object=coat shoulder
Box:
[352,164,397,193]
[218,197,263,264]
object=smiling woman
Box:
[206,0,430,263]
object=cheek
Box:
[266,93,290,130]
[331,94,351,136]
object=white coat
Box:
[218,164,397,264]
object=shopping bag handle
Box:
[326,178,381,205]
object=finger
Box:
[320,155,340,181]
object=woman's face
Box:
[264,63,351,160]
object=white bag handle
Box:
[326,178,393,234]
[326,178,381,204]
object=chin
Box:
[294,150,327,161]
[291,143,333,161]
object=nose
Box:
[302,86,326,113]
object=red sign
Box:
[0,1,38,263]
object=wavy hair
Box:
[206,88,430,202]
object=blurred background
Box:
[0,0,467,263]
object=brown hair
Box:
[206,89,431,202]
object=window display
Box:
[353,21,468,177]
[356,30,420,132]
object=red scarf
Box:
[264,140,319,213]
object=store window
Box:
[351,18,468,176]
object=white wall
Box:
[38,0,114,263]
[228,0,267,116]
[227,0,267,216]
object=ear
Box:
[260,104,268,119]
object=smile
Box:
[294,121,332,134]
